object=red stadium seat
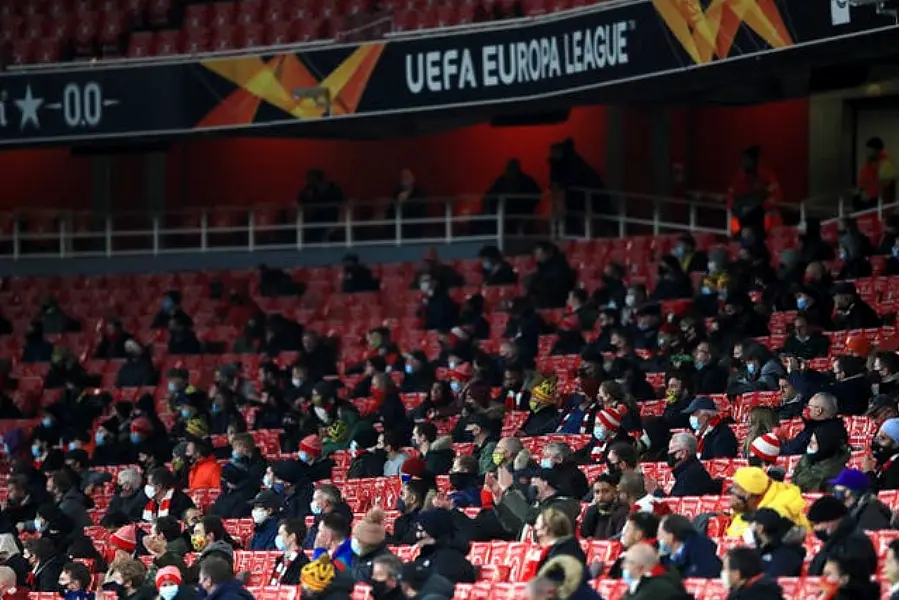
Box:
[263,21,292,45]
[235,0,263,25]
[34,37,62,62]
[72,11,98,54]
[238,23,264,48]
[147,0,171,26]
[23,15,48,40]
[0,16,24,44]
[210,24,237,50]
[183,3,209,28]
[9,39,35,65]
[126,29,153,57]
[122,0,147,25]
[392,9,420,32]
[294,17,323,41]
[153,28,181,55]
[183,26,210,53]
[98,11,127,51]
[210,2,236,27]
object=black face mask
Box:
[873,440,893,463]
[605,460,621,476]
[370,580,392,600]
[813,529,830,543]
[748,457,764,468]
[57,586,69,597]
[666,452,680,468]
[449,472,478,491]
[102,582,126,600]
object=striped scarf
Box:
[142,489,173,523]
[270,552,299,585]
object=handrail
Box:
[0,188,733,260]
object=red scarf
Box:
[142,489,173,522]
[878,453,899,477]
[696,416,722,456]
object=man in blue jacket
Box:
[248,491,281,551]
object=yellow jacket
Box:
[726,479,810,537]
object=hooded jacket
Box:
[791,444,851,493]
[536,556,604,600]
[726,479,809,538]
[726,576,784,600]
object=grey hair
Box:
[117,468,142,489]
[811,392,838,416]
[543,442,571,461]
[671,432,698,455]
[373,553,403,578]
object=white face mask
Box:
[741,527,756,548]
[720,571,731,590]
[314,407,330,424]
[144,485,157,499]
[625,294,636,308]
[251,507,268,525]
[159,585,179,600]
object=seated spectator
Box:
[619,542,688,599]
[368,555,406,600]
[411,508,475,584]
[398,562,454,600]
[418,274,459,333]
[249,491,282,551]
[748,434,785,481]
[831,281,880,331]
[525,241,576,309]
[523,377,562,436]
[541,442,588,501]
[728,344,784,395]
[828,468,893,531]
[720,547,784,599]
[347,427,386,480]
[153,566,190,600]
[782,392,843,456]
[447,455,481,509]
[662,371,694,430]
[692,341,729,395]
[726,467,809,538]
[579,474,628,540]
[305,484,353,550]
[779,313,830,359]
[618,471,670,517]
[115,340,158,388]
[267,518,308,585]
[94,319,132,360]
[167,316,201,356]
[210,433,266,518]
[868,393,899,427]
[667,433,721,497]
[822,553,881,600]
[412,422,453,476]
[22,539,62,592]
[807,496,878,578]
[151,291,191,330]
[478,245,517,287]
[831,354,872,415]
[312,512,353,573]
[142,468,196,524]
[683,396,738,459]
[791,421,850,493]
[489,464,580,540]
[674,234,708,273]
[401,350,434,394]
[863,417,899,491]
[743,508,805,578]
[651,255,693,301]
[378,431,408,478]
[885,540,899,600]
[187,439,221,491]
[199,555,256,600]
[412,248,465,291]
[658,514,721,579]
[39,298,80,335]
[350,508,394,584]
[56,561,93,600]
[341,253,380,293]
[607,512,661,578]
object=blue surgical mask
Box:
[689,416,701,431]
[68,442,78,451]
[231,450,242,461]
[622,568,636,588]
[593,426,608,441]
[659,540,672,555]
[450,381,462,393]
[162,297,174,312]
[351,538,363,556]
[404,364,413,375]
[701,286,714,296]
[129,432,143,444]
[95,431,106,445]
[167,381,176,393]
[41,417,52,428]
[893,247,899,258]
[180,408,192,419]
[211,404,222,415]
[310,501,322,515]
[796,297,809,311]
[158,585,179,600]
[33,517,44,532]
[395,498,406,513]
[31,444,41,458]
[673,245,685,259]
[298,451,310,464]
[746,362,757,375]
[540,458,552,469]
[275,535,287,552]
[806,446,818,455]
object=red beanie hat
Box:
[597,406,623,431]
[155,566,182,587]
[299,435,323,459]
[401,456,427,480]
[111,524,137,553]
[750,433,781,463]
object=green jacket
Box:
[322,411,363,456]
[791,445,851,493]
[495,489,581,539]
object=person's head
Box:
[606,442,638,476]
[399,480,429,514]
[108,558,148,596]
[182,507,201,529]
[693,341,712,369]
[621,542,659,585]
[277,519,306,553]
[502,365,525,392]
[533,507,572,547]
[314,513,350,550]
[47,470,73,501]
[807,495,849,542]
[155,566,184,600]
[0,566,15,595]
[616,471,645,506]
[198,556,232,595]
[58,562,92,594]
[146,467,176,499]
[311,484,341,516]
[6,475,29,506]
[23,539,53,569]
[411,422,437,450]
[621,512,659,550]
[492,437,523,467]
[823,554,870,589]
[805,392,838,422]
[665,372,691,404]
[533,241,555,265]
[657,514,694,555]
[828,469,871,510]
[541,442,571,470]
[666,433,697,470]
[371,554,403,598]
[729,467,771,514]
[721,547,764,591]
[741,145,760,172]
[592,474,619,511]
[192,515,228,552]
[568,288,588,311]
[866,136,885,162]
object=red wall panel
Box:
[0,149,92,211]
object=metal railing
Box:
[0,189,733,260]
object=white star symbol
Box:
[14,86,43,131]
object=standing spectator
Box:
[856,136,896,210]
[726,145,780,237]
[298,169,345,243]
[525,242,576,309]
[386,168,428,240]
[483,159,542,236]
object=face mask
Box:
[251,508,268,524]
[314,407,330,424]
[528,400,542,413]
[34,517,44,532]
[640,433,651,449]
[130,433,143,444]
[450,381,462,394]
[310,501,322,515]
[370,580,392,600]
[191,534,206,551]
[658,540,672,555]
[144,484,157,499]
[482,260,493,271]
[741,527,756,548]
[622,568,637,588]
[893,247,899,258]
[395,498,407,513]
[159,585,178,600]
[31,445,41,458]
[719,572,731,590]
[448,359,458,370]
[275,534,287,552]
[492,452,505,466]
[180,408,192,419]
[350,538,363,556]
[539,458,552,469]
[449,472,474,491]
[67,442,78,452]
[701,286,714,295]
[796,296,809,310]
[404,364,413,375]
[167,381,176,393]
[814,529,830,543]
[666,452,680,468]
[291,377,303,387]
[211,404,222,416]
[95,431,106,445]
[873,440,893,462]
[625,294,636,308]
[298,451,311,464]
[832,488,848,502]
[672,245,685,259]
[806,446,818,455]
[593,426,608,441]
[231,450,243,462]
[350,440,360,456]
[419,281,430,293]
[42,417,53,428]
[688,416,701,431]
[746,362,757,375]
